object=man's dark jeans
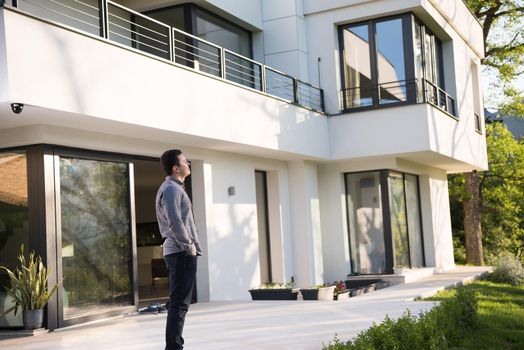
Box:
[164,252,197,350]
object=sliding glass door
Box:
[58,156,134,321]
[0,151,29,327]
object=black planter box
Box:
[300,286,336,300]
[249,288,298,300]
[344,279,383,289]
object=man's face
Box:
[173,154,191,179]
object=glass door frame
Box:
[52,147,138,328]
[345,169,425,275]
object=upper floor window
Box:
[147,4,252,59]
[339,14,454,116]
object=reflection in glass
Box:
[195,9,251,58]
[388,173,410,268]
[345,172,386,274]
[376,19,406,104]
[342,25,373,108]
[60,158,132,319]
[0,151,29,327]
[413,22,425,102]
[424,31,435,84]
[405,174,424,267]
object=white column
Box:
[288,160,323,287]
[262,0,309,80]
[419,172,455,272]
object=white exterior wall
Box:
[261,0,309,80]
[201,152,294,300]
[1,9,329,160]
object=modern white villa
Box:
[0,0,487,330]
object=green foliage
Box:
[426,281,524,349]
[0,245,60,316]
[258,281,295,289]
[449,123,524,264]
[487,253,524,285]
[322,286,477,350]
[464,0,524,113]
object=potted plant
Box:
[249,282,298,300]
[333,281,350,301]
[300,284,336,301]
[0,246,60,329]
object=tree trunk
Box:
[464,171,484,265]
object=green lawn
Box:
[426,281,524,350]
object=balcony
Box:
[3,0,324,113]
[340,79,456,117]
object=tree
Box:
[449,123,524,264]
[466,0,524,115]
[459,0,524,265]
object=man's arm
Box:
[162,186,197,255]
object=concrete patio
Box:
[0,266,490,350]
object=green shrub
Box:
[323,286,477,350]
[487,253,524,286]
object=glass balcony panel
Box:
[265,68,295,102]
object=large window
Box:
[59,157,133,320]
[339,14,452,115]
[0,151,29,328]
[148,4,252,58]
[345,170,424,274]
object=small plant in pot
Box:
[333,281,350,300]
[249,281,298,300]
[300,284,336,301]
[0,246,60,329]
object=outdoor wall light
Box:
[11,103,24,114]
[228,186,235,196]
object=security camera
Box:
[11,103,24,114]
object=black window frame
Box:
[344,169,426,275]
[145,3,253,59]
[338,13,447,114]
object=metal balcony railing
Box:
[340,78,457,117]
[4,0,325,113]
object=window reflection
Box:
[60,157,133,319]
[405,175,424,267]
[345,172,386,274]
[0,151,29,328]
[342,25,373,108]
[376,19,407,104]
[388,173,410,268]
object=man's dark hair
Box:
[160,149,182,176]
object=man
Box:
[156,149,202,350]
